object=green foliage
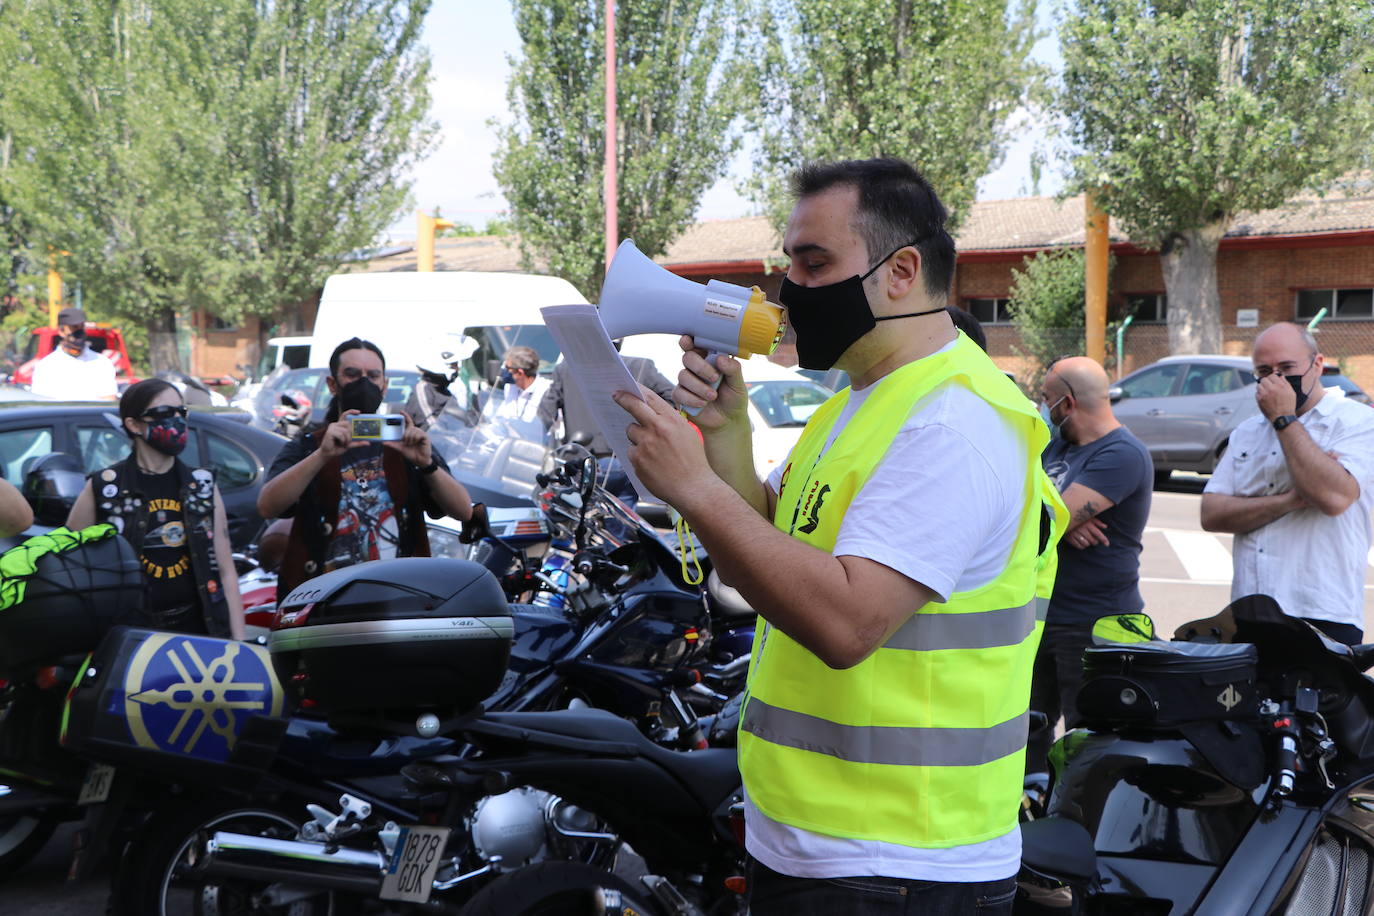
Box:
[747,0,1044,228]
[1060,0,1374,244]
[1058,0,1374,351]
[0,0,434,369]
[1009,246,1121,382]
[493,0,749,298]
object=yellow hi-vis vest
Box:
[739,333,1067,849]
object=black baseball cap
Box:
[57,307,87,327]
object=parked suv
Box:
[1110,355,1259,482]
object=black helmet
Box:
[23,453,86,527]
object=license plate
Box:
[77,762,116,805]
[379,825,450,903]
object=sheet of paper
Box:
[540,304,651,501]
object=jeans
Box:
[748,860,1018,916]
[1026,620,1097,775]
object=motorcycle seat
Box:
[1020,816,1096,882]
[479,709,741,811]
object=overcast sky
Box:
[387,2,1064,240]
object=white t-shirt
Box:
[30,345,118,401]
[750,355,1029,882]
[1204,387,1374,628]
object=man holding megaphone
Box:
[615,158,1065,915]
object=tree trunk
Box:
[146,306,181,373]
[1160,223,1227,355]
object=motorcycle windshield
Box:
[428,407,552,507]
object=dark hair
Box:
[328,337,386,377]
[791,157,956,300]
[946,306,987,352]
[119,378,181,436]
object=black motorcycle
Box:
[1018,594,1374,914]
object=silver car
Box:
[1110,355,1259,482]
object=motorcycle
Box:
[1018,594,1374,914]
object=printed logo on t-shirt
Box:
[1044,459,1070,491]
[141,498,191,579]
[797,482,830,535]
[326,451,398,572]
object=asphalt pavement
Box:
[6,478,1374,913]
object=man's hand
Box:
[1256,374,1297,420]
[614,384,715,507]
[383,411,433,468]
[318,409,367,459]
[673,334,750,434]
[1066,517,1109,549]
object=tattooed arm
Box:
[1060,483,1116,550]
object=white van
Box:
[309,272,587,380]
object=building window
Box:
[207,314,238,331]
[1123,293,1167,323]
[966,297,1012,324]
[1297,288,1374,320]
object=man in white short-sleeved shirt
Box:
[1202,322,1374,644]
[30,307,117,402]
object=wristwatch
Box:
[420,456,442,475]
[1272,414,1298,432]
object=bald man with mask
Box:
[1028,356,1153,774]
[1202,322,1374,646]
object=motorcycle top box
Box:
[62,626,288,785]
[268,558,513,722]
[0,527,144,678]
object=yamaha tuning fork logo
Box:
[121,633,283,762]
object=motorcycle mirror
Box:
[580,456,597,500]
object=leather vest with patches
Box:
[93,458,230,637]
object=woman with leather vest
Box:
[66,378,245,638]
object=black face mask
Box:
[1285,361,1315,412]
[337,376,383,414]
[62,328,86,354]
[778,241,945,371]
[144,416,188,457]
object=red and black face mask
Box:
[142,406,188,457]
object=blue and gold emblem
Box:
[122,633,283,763]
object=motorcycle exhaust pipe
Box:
[196,831,386,895]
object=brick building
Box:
[197,178,1374,388]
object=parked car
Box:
[1110,354,1259,482]
[743,361,835,478]
[1321,364,1372,406]
[0,402,286,549]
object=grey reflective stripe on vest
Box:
[741,697,1029,767]
[1035,596,1050,621]
[883,600,1037,651]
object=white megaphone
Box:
[598,240,785,412]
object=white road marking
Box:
[1160,529,1236,582]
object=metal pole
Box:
[1116,314,1134,380]
[1084,191,1109,365]
[603,0,618,272]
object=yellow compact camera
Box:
[349,414,405,442]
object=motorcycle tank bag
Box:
[268,558,513,722]
[62,626,288,786]
[0,530,143,677]
[1077,640,1259,727]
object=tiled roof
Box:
[348,174,1374,274]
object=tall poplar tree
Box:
[0,0,434,369]
[1059,0,1374,353]
[493,0,748,298]
[749,0,1042,228]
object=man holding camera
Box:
[258,337,473,599]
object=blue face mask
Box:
[1039,396,1066,440]
[498,366,516,387]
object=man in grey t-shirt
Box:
[1029,356,1153,774]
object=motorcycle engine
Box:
[470,788,550,870]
